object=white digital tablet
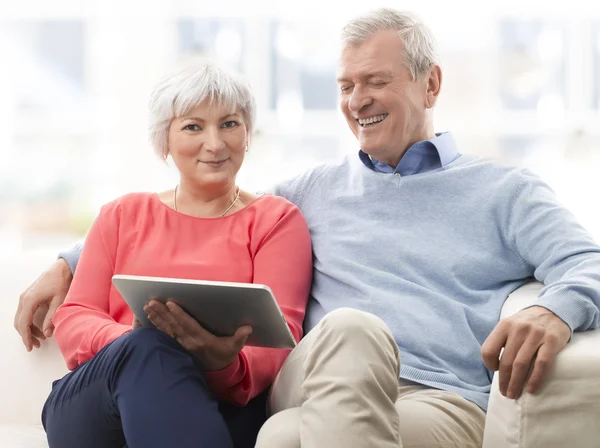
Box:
[112,274,297,349]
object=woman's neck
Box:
[174,180,239,218]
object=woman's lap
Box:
[43,328,266,448]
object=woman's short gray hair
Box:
[341,8,439,80]
[149,63,256,159]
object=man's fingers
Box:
[23,327,33,352]
[31,325,46,340]
[481,324,508,371]
[526,343,557,394]
[14,299,23,331]
[497,329,529,397]
[43,296,62,337]
[506,337,542,399]
[17,304,38,351]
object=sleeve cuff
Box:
[203,355,245,390]
[91,322,132,355]
[58,241,84,275]
[533,287,595,335]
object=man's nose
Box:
[348,87,373,113]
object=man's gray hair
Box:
[341,8,439,80]
[148,63,256,160]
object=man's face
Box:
[337,30,436,167]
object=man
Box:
[14,8,600,447]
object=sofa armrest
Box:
[1,255,69,427]
[483,281,600,448]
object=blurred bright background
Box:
[1,0,600,266]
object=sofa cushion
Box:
[0,424,48,448]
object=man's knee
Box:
[255,408,301,448]
[320,307,393,342]
[315,308,399,372]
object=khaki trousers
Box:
[255,308,485,448]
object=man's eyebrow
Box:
[365,71,393,80]
[336,71,393,83]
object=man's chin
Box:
[359,141,382,156]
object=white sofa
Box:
[2,264,599,447]
[483,281,600,448]
[1,256,68,448]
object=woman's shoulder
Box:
[249,193,302,215]
[244,194,310,251]
[245,194,308,235]
[97,192,158,217]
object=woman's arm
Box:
[204,204,312,405]
[53,201,131,370]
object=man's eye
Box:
[183,124,200,131]
[222,121,238,129]
[340,85,353,93]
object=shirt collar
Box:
[358,132,460,176]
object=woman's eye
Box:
[222,121,238,129]
[183,124,200,131]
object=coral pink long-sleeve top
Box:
[53,192,312,405]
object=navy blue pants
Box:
[42,328,267,448]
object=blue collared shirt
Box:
[358,132,461,175]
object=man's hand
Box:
[145,299,251,371]
[482,306,571,399]
[14,259,73,351]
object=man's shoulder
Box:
[451,154,526,184]
[452,156,557,207]
[273,156,353,201]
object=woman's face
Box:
[167,99,248,189]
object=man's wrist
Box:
[57,251,78,276]
[56,258,74,281]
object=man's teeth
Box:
[358,114,388,126]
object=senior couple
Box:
[13,7,600,448]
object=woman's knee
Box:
[114,327,185,357]
[120,327,171,348]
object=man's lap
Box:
[262,308,485,447]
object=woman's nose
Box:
[202,128,226,153]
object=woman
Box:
[41,64,313,448]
